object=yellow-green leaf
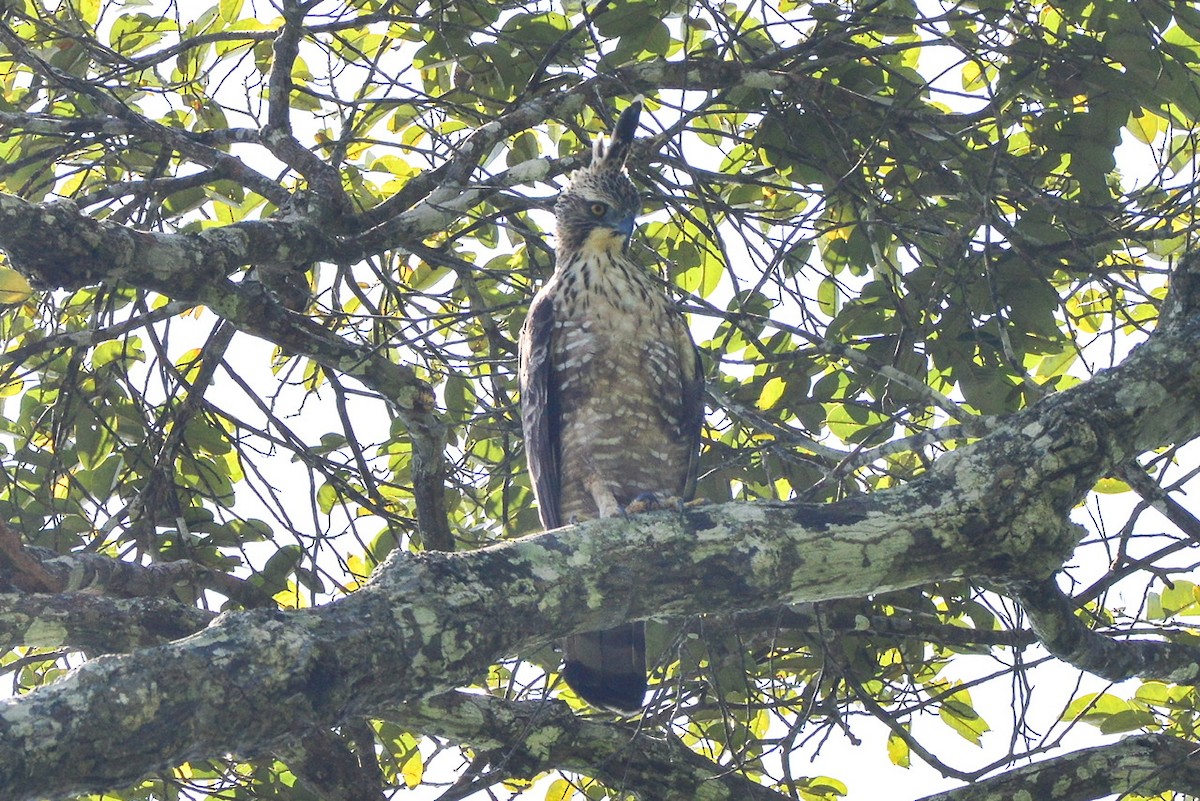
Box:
[1093,477,1131,494]
[817,276,839,316]
[545,777,575,801]
[219,0,244,23]
[1127,109,1165,144]
[887,732,910,767]
[401,749,424,789]
[0,268,33,305]
[756,376,786,410]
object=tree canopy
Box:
[2,0,1200,799]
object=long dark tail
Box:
[562,623,646,712]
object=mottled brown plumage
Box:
[519,100,704,712]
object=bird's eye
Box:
[589,202,607,218]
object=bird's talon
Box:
[624,491,652,515]
[624,492,658,516]
[625,492,686,515]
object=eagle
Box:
[518,99,704,712]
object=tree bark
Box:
[916,734,1200,801]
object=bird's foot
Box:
[624,492,683,515]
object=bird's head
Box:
[555,99,643,257]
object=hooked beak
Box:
[615,215,635,247]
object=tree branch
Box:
[394,691,790,801]
[915,734,1200,801]
[0,592,213,653]
[1009,576,1200,685]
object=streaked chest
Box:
[549,256,679,390]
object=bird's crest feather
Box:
[575,98,642,181]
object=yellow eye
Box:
[589,202,607,218]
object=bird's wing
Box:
[678,322,706,501]
[519,290,562,529]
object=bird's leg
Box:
[586,477,623,519]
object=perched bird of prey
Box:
[519,99,704,712]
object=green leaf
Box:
[75,413,113,470]
[1158,580,1200,618]
[507,131,540,168]
[259,544,303,592]
[108,13,171,56]
[799,776,848,800]
[1092,477,1131,494]
[817,276,839,316]
[316,482,340,515]
[824,403,893,444]
[1098,709,1157,734]
[92,340,144,369]
[1064,691,1129,722]
[938,687,991,745]
[1126,108,1165,144]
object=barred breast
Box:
[551,254,694,522]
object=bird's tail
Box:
[562,623,646,713]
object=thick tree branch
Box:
[0,540,276,612]
[266,4,303,135]
[915,734,1200,801]
[0,193,340,291]
[0,51,1040,289]
[0,593,213,653]
[0,54,957,288]
[1010,576,1200,684]
[0,514,274,618]
[0,7,1194,799]
[0,495,1043,799]
[394,692,789,801]
[732,603,1036,650]
[260,4,352,216]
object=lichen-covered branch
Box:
[2,538,265,606]
[915,734,1200,801]
[731,603,1036,650]
[1009,576,1200,685]
[394,692,791,801]
[0,193,340,292]
[0,593,213,653]
[0,494,1049,799]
